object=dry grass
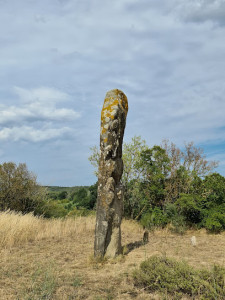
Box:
[1,212,225,299]
[0,210,94,249]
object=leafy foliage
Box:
[89,136,224,232]
[133,256,225,299]
[43,184,98,218]
[140,207,168,230]
[175,194,204,224]
[203,206,225,233]
[0,162,46,214]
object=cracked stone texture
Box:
[94,89,128,257]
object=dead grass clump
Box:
[122,218,143,234]
[0,210,95,249]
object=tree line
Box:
[0,162,96,218]
[89,136,225,233]
[1,136,225,233]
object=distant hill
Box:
[45,186,90,193]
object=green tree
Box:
[89,137,219,224]
[140,146,170,208]
[88,182,98,209]
[202,173,225,207]
[162,140,218,203]
[57,190,68,200]
[175,194,204,225]
[88,136,148,218]
[72,187,90,209]
[122,136,148,218]
[0,162,46,214]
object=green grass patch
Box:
[133,255,225,299]
[21,264,57,300]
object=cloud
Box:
[0,0,225,184]
[14,86,70,103]
[172,0,225,26]
[0,102,79,125]
[0,126,72,142]
[0,86,80,142]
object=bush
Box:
[0,162,46,214]
[133,256,225,299]
[65,202,73,210]
[57,191,68,200]
[72,187,91,209]
[42,201,68,218]
[140,207,167,230]
[88,182,98,209]
[164,203,187,234]
[67,207,94,217]
[203,173,225,206]
[203,207,225,233]
[175,194,204,225]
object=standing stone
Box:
[94,89,128,258]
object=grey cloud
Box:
[0,126,73,142]
[0,0,225,184]
[0,86,80,142]
[14,86,70,103]
[0,87,80,125]
[172,0,225,26]
[0,104,79,125]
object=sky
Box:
[0,0,225,186]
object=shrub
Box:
[43,201,68,218]
[65,202,73,210]
[140,207,167,230]
[57,191,68,200]
[133,256,225,299]
[0,162,46,214]
[67,207,93,217]
[88,182,98,209]
[203,173,225,206]
[72,187,93,209]
[175,194,204,225]
[164,203,187,234]
[203,207,225,233]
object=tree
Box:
[58,190,68,200]
[122,136,148,218]
[72,187,91,209]
[202,173,225,207]
[88,146,100,177]
[88,136,147,184]
[162,140,218,203]
[89,137,219,221]
[0,162,45,214]
[88,136,148,218]
[139,146,170,208]
[88,182,98,209]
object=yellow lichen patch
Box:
[104,138,108,143]
[112,89,128,114]
[101,127,107,135]
[100,90,128,142]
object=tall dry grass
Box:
[0,210,95,249]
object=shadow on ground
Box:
[123,240,147,254]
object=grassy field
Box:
[1,211,225,299]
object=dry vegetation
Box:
[1,211,225,299]
[0,210,94,249]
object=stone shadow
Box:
[123,240,147,255]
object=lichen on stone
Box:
[94,89,128,258]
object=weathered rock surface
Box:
[94,89,128,258]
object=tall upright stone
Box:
[94,89,128,258]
